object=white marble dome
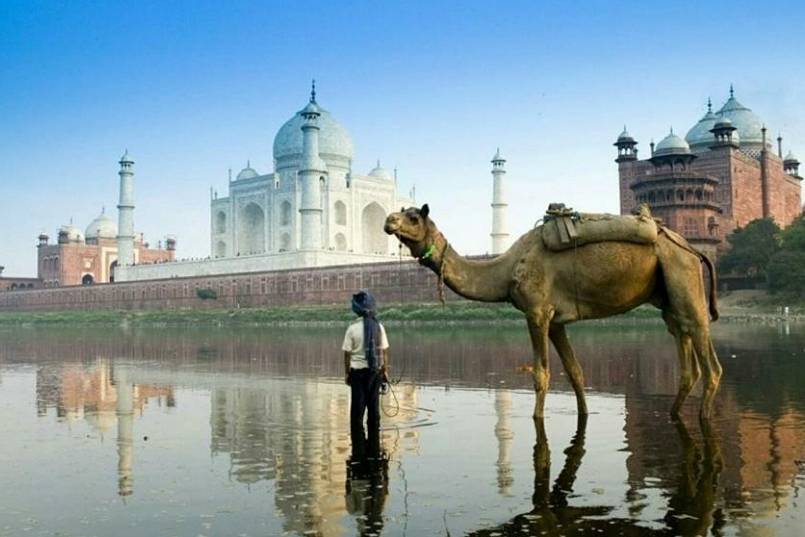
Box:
[685,106,719,151]
[59,224,85,243]
[654,130,691,156]
[716,94,765,146]
[273,104,354,164]
[368,161,393,181]
[236,165,259,181]
[85,211,117,240]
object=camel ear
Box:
[420,204,430,219]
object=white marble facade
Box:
[210,90,413,260]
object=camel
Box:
[384,204,723,420]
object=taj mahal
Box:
[111,84,509,283]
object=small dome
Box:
[119,150,134,163]
[785,151,799,164]
[368,161,393,181]
[85,211,117,240]
[492,148,506,162]
[59,224,85,243]
[236,163,259,181]
[616,126,634,142]
[713,117,734,129]
[301,101,321,116]
[654,129,691,156]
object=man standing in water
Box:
[342,290,390,440]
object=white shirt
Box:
[342,319,389,369]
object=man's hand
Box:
[345,372,351,386]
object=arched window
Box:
[215,211,227,234]
[82,274,94,286]
[335,233,347,251]
[215,241,227,258]
[280,233,291,252]
[335,201,347,226]
[280,201,292,226]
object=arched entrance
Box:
[215,241,227,258]
[109,260,118,283]
[82,274,94,285]
[238,203,266,255]
[361,202,387,254]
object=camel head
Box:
[384,204,440,259]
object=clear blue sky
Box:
[1,0,803,275]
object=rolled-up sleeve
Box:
[342,326,353,352]
[379,324,390,350]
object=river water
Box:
[0,321,803,537]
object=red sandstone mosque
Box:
[616,86,802,259]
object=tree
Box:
[767,250,805,297]
[780,214,805,251]
[718,218,781,278]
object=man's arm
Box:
[344,351,351,385]
[381,348,389,382]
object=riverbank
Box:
[0,301,661,326]
[0,291,800,326]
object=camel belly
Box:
[549,242,659,322]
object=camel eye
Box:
[410,216,419,224]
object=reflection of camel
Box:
[466,416,723,536]
[385,205,722,420]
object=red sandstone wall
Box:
[0,260,460,312]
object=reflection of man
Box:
[346,430,389,536]
[342,290,389,438]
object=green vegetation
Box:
[196,287,218,300]
[0,301,661,326]
[719,215,805,299]
[718,218,781,279]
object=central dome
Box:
[717,94,765,146]
[685,102,719,152]
[273,103,354,169]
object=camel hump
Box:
[541,203,658,252]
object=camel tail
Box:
[659,226,719,322]
[700,253,719,322]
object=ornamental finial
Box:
[310,79,316,103]
[707,97,712,113]
[729,84,734,98]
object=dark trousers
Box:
[349,368,381,441]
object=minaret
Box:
[299,81,325,250]
[490,148,509,255]
[116,151,135,266]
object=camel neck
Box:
[427,233,516,303]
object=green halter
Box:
[420,243,436,260]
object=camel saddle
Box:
[541,203,658,252]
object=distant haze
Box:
[1,0,803,275]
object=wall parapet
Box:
[0,258,467,312]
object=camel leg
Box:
[664,312,700,417]
[526,314,551,419]
[693,335,722,421]
[549,324,588,415]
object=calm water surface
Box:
[0,322,803,536]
